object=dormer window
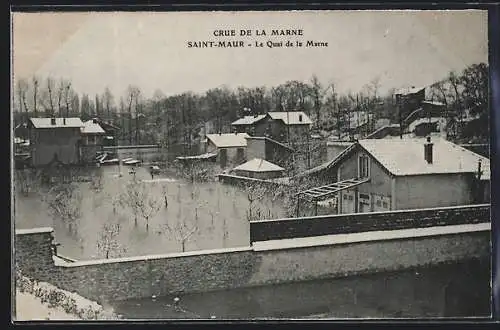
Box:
[358,154,370,178]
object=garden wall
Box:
[15,222,490,304]
[250,204,490,242]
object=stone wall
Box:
[15,223,490,304]
[250,204,490,242]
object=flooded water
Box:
[110,258,491,319]
[14,165,287,260]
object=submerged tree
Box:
[119,177,164,231]
[244,182,268,221]
[96,215,127,259]
[44,182,83,236]
[161,218,199,253]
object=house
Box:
[87,117,120,146]
[205,133,249,168]
[296,137,490,214]
[232,158,285,180]
[231,111,313,144]
[245,136,294,169]
[28,117,84,167]
[80,119,106,164]
[395,86,426,119]
[231,115,267,134]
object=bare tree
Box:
[310,75,323,128]
[119,177,163,231]
[16,79,30,119]
[32,76,39,117]
[64,81,72,117]
[44,182,83,236]
[96,215,127,259]
[96,222,122,259]
[163,218,198,253]
[46,77,56,115]
[125,86,141,144]
[244,182,268,221]
[102,87,114,120]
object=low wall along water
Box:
[15,205,491,304]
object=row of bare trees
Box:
[13,74,387,147]
[14,62,489,150]
[427,63,489,142]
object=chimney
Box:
[93,118,98,124]
[51,117,56,125]
[63,118,66,125]
[299,114,303,122]
[477,159,483,180]
[424,136,433,164]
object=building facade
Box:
[298,137,490,214]
[205,133,249,168]
[28,118,84,167]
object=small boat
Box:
[124,159,141,166]
[101,158,120,165]
[96,154,108,163]
[121,157,134,162]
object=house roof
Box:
[231,115,267,126]
[29,117,84,129]
[81,120,106,134]
[394,86,426,96]
[358,138,490,179]
[297,137,490,180]
[206,133,249,148]
[267,112,313,125]
[233,158,285,172]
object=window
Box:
[358,154,370,178]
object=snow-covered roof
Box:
[394,86,426,96]
[267,111,313,125]
[233,158,285,172]
[359,138,490,179]
[231,115,267,125]
[206,133,249,148]
[81,120,106,134]
[29,117,84,129]
[176,152,217,160]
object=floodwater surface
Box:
[110,258,491,319]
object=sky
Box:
[12,10,488,100]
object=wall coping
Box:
[250,203,491,224]
[15,227,54,235]
[55,246,253,268]
[252,222,491,252]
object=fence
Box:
[249,204,490,242]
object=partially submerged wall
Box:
[15,223,490,304]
